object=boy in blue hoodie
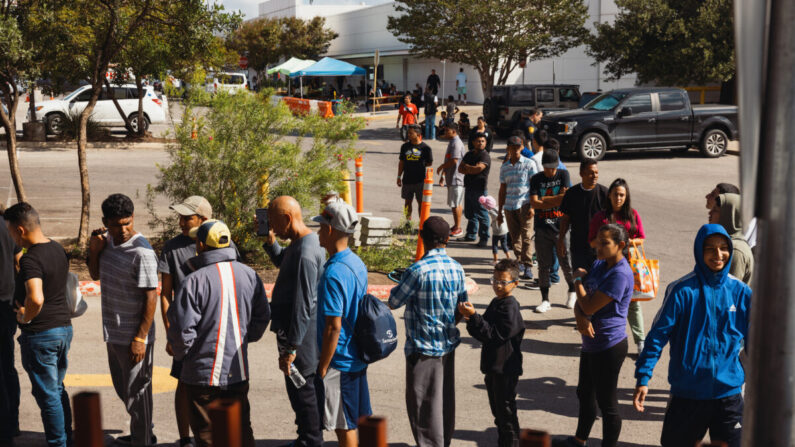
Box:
[633,224,751,447]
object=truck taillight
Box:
[152,98,162,106]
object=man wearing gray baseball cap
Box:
[312,202,372,446]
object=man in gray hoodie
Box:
[167,220,270,447]
[709,193,754,284]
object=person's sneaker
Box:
[115,435,157,446]
[524,279,540,290]
[521,265,533,280]
[534,301,551,313]
[637,341,645,354]
[476,239,489,248]
[518,263,527,276]
[566,292,577,309]
[450,228,463,237]
[459,235,476,242]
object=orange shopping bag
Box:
[629,240,659,301]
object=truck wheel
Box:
[700,128,728,158]
[578,132,607,160]
[46,113,66,136]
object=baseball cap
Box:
[542,149,560,169]
[170,196,212,219]
[507,136,523,147]
[312,201,359,234]
[189,219,231,248]
[420,216,450,243]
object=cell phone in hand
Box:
[255,208,269,236]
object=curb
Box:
[0,141,171,150]
[78,277,479,300]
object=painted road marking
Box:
[64,366,178,394]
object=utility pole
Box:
[737,0,795,445]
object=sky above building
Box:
[220,0,259,19]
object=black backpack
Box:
[354,293,398,364]
[335,262,399,364]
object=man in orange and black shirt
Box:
[396,94,418,142]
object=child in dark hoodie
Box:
[458,260,525,447]
[633,224,752,447]
[708,192,754,284]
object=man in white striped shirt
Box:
[167,220,270,447]
[88,194,159,446]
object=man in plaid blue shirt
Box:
[389,216,468,447]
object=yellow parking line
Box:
[64,366,178,394]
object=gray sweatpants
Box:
[406,351,456,447]
[107,343,154,446]
[535,226,573,289]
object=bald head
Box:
[268,195,309,240]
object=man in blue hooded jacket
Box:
[633,224,751,447]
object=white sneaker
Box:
[637,341,645,353]
[534,301,551,313]
[566,292,577,309]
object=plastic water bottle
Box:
[289,364,306,389]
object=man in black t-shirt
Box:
[529,150,574,313]
[0,214,21,445]
[423,88,439,140]
[5,203,73,446]
[398,124,434,220]
[426,69,441,95]
[559,159,608,272]
[458,133,491,245]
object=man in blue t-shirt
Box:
[313,202,371,447]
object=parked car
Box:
[539,87,738,160]
[483,84,581,136]
[30,84,167,135]
[204,72,248,95]
[578,91,602,108]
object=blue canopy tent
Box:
[292,57,366,98]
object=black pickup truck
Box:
[538,87,738,160]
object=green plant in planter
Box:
[146,89,365,256]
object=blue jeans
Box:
[464,188,490,241]
[19,326,73,447]
[425,114,436,140]
[550,252,561,283]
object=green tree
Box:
[0,4,31,202]
[147,91,364,254]
[587,0,735,89]
[387,0,588,98]
[226,16,338,74]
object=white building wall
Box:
[258,0,637,103]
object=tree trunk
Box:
[479,69,494,100]
[29,83,37,123]
[0,91,27,203]
[103,78,134,134]
[76,104,96,248]
[136,77,145,137]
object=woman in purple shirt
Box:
[587,178,647,354]
[562,223,635,447]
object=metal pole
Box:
[441,60,446,102]
[358,416,387,447]
[741,0,795,445]
[207,398,242,447]
[73,392,104,447]
[519,429,551,447]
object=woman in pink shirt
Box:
[588,179,646,354]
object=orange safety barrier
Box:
[355,156,364,213]
[415,167,434,261]
[281,96,334,118]
[520,429,551,447]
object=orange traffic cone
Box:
[415,167,434,261]
[25,93,29,103]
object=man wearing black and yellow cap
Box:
[167,220,271,447]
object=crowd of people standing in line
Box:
[397,107,755,446]
[0,102,756,447]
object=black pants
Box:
[485,373,520,447]
[570,246,596,272]
[660,394,743,447]
[284,373,323,447]
[0,304,19,442]
[575,338,627,447]
[184,381,254,447]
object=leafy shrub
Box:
[57,110,109,141]
[146,89,365,255]
[354,236,416,274]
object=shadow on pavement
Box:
[515,376,669,422]
[452,427,498,446]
